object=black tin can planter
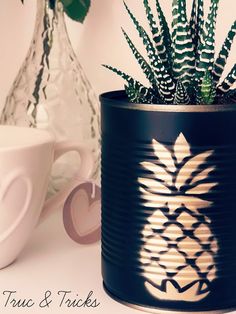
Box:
[100,90,236,313]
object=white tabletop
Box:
[0,211,235,314]
[0,210,140,314]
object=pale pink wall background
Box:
[0,0,235,111]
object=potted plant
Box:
[100,0,236,312]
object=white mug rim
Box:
[0,126,55,152]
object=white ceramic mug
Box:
[0,126,94,269]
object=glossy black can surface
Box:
[100,90,236,313]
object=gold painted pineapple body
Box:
[139,134,218,302]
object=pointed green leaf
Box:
[125,85,160,104]
[195,86,203,104]
[217,63,236,93]
[196,0,219,82]
[186,79,198,104]
[200,71,216,104]
[172,0,179,48]
[217,88,236,104]
[172,0,195,87]
[213,20,236,85]
[189,0,204,55]
[102,64,142,87]
[124,1,176,104]
[156,0,173,68]
[122,28,158,89]
[103,65,159,103]
[143,0,170,71]
[174,80,191,104]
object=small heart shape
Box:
[0,171,32,243]
[63,182,101,244]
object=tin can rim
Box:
[100,90,236,113]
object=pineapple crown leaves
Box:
[104,0,236,105]
[139,133,217,198]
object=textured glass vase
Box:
[1,0,100,194]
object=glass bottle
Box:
[1,0,100,194]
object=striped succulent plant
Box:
[104,0,236,105]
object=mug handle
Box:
[38,141,94,224]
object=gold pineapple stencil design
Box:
[139,133,219,302]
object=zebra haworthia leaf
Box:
[124,1,176,104]
[105,0,236,105]
[172,0,179,52]
[196,0,220,82]
[218,63,236,93]
[213,20,236,85]
[190,0,204,56]
[156,0,173,69]
[125,84,158,103]
[172,0,195,87]
[122,28,158,89]
[123,1,158,67]
[143,0,170,71]
[217,88,236,104]
[102,65,157,103]
[174,80,191,105]
[123,1,156,63]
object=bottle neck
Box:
[36,0,63,18]
[31,0,73,57]
[34,0,67,40]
